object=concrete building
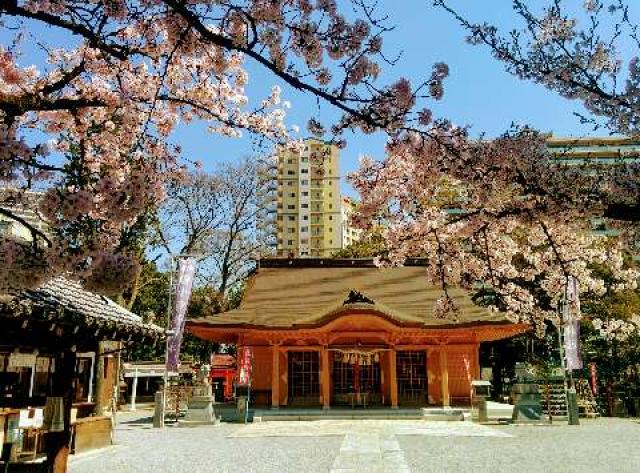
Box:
[547,136,640,164]
[275,138,342,258]
[341,196,363,249]
[547,136,640,259]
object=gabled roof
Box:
[1,276,162,338]
[212,353,236,369]
[189,259,510,329]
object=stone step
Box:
[251,407,470,422]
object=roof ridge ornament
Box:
[343,289,374,306]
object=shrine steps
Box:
[249,407,469,422]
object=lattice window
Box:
[359,361,380,394]
[333,358,354,394]
[397,351,426,404]
[288,351,319,401]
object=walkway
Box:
[69,410,640,473]
[229,419,509,473]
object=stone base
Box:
[512,383,543,423]
[180,396,217,426]
[512,404,543,423]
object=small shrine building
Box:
[188,259,527,409]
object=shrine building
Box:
[187,259,527,409]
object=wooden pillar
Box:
[321,346,330,410]
[87,352,95,403]
[130,368,138,412]
[271,344,280,409]
[46,348,77,473]
[440,349,450,408]
[474,343,481,379]
[389,348,398,409]
[93,342,106,416]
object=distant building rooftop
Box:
[547,136,640,163]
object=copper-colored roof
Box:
[211,354,236,369]
[189,260,510,329]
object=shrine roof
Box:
[1,276,163,339]
[188,259,513,330]
[211,353,236,369]
[0,190,162,340]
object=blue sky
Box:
[175,1,610,197]
[7,1,627,197]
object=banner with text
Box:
[166,257,197,373]
[238,347,254,386]
[564,275,583,371]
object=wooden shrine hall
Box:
[188,259,527,409]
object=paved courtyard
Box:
[70,409,640,473]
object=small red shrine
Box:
[210,353,236,402]
[188,259,527,409]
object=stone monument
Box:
[181,365,218,426]
[511,362,543,423]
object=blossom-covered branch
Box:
[349,127,638,331]
[0,0,447,292]
[435,0,640,137]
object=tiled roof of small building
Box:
[1,276,162,338]
[212,353,236,369]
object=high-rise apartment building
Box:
[275,138,343,257]
[341,196,363,249]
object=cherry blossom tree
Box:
[0,0,446,293]
[349,127,639,333]
[435,0,640,139]
[402,0,640,332]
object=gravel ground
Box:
[70,410,341,473]
[401,418,640,473]
[69,410,640,473]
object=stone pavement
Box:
[69,410,640,473]
[230,419,510,473]
[331,431,409,473]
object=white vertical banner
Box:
[166,257,197,373]
[564,275,583,371]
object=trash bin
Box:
[471,380,491,423]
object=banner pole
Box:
[156,254,175,428]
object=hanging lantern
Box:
[374,352,380,363]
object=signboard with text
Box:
[238,347,253,386]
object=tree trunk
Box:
[606,381,614,417]
[46,349,77,473]
[125,263,144,310]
